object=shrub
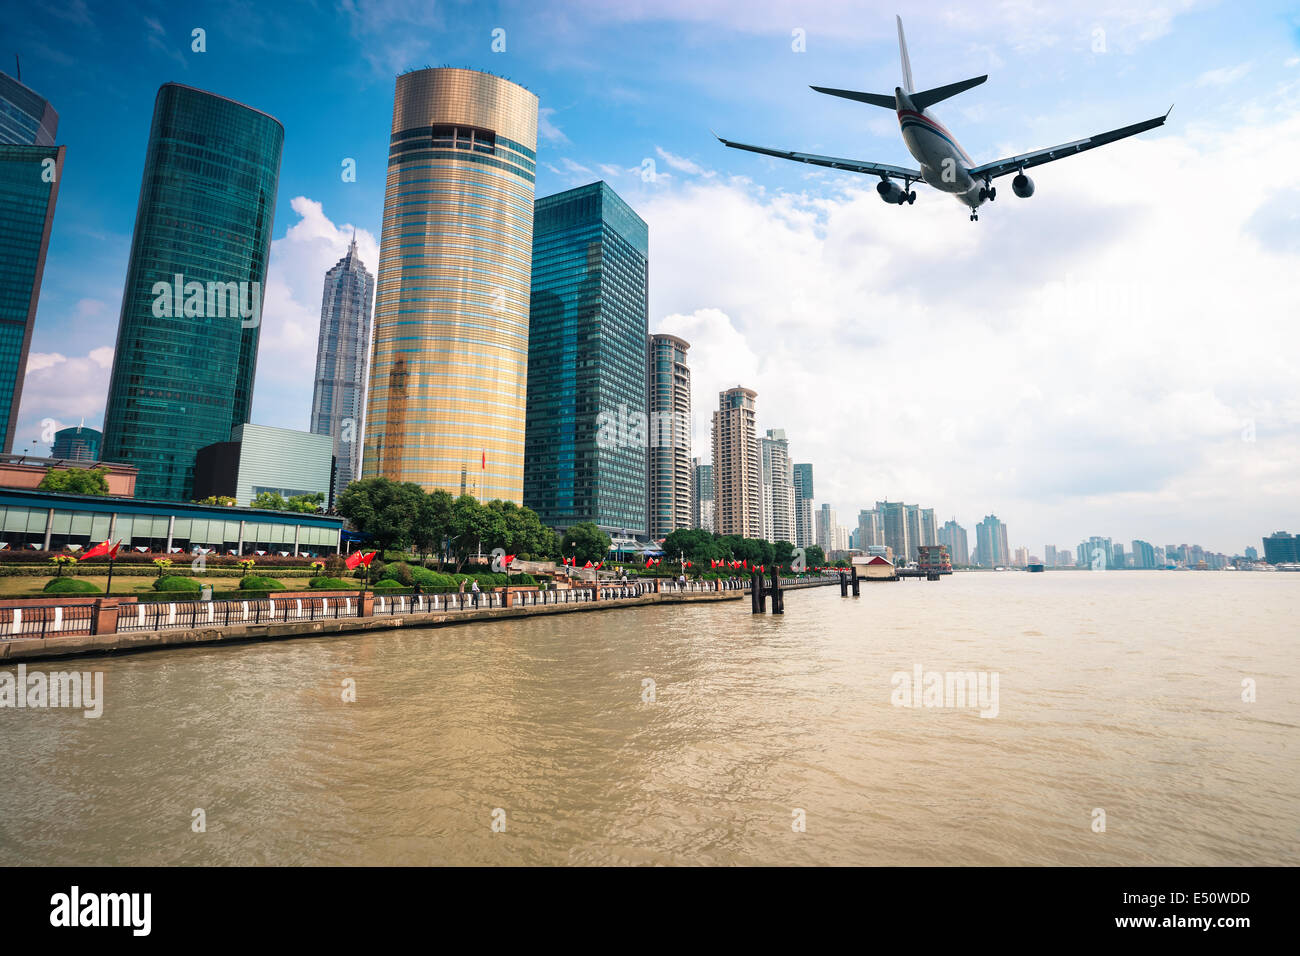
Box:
[153,575,201,593]
[381,561,414,586]
[43,576,101,594]
[308,576,354,590]
[324,554,347,577]
[354,558,385,580]
[238,575,286,591]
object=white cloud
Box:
[1197,62,1252,86]
[16,348,116,452]
[539,107,570,144]
[655,146,714,177]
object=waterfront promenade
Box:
[0,576,835,664]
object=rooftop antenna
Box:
[15,55,20,82]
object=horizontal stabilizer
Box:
[810,86,897,110]
[910,75,987,111]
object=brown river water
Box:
[1,571,1296,865]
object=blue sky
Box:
[10,0,1300,553]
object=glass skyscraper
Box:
[101,84,283,501]
[310,235,374,502]
[362,68,538,501]
[792,462,814,548]
[0,71,64,452]
[524,181,650,536]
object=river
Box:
[1,571,1295,865]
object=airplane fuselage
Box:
[895,88,985,208]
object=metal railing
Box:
[116,595,362,632]
[0,604,95,640]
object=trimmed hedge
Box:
[153,575,201,593]
[238,575,286,591]
[43,577,102,594]
[308,576,354,589]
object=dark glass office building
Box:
[101,84,283,501]
[524,181,649,537]
[51,425,102,462]
[0,71,64,453]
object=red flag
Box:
[583,561,593,569]
[361,551,377,567]
[503,554,516,567]
[595,560,604,569]
[482,450,486,470]
[79,540,113,561]
[684,561,692,568]
[345,550,365,570]
[109,541,121,559]
[742,560,749,570]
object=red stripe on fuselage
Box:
[897,109,972,166]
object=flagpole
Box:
[105,554,114,596]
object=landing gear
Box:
[978,184,997,201]
[969,210,979,221]
[907,191,916,204]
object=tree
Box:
[661,528,718,567]
[487,499,554,558]
[447,495,506,571]
[773,540,796,568]
[286,492,325,513]
[804,544,827,569]
[38,466,109,496]
[335,477,426,552]
[413,489,453,563]
[193,495,237,506]
[560,522,611,566]
[250,491,288,511]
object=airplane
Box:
[716,15,1171,221]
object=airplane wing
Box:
[967,107,1172,180]
[715,133,922,182]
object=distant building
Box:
[1131,539,1156,569]
[815,503,836,554]
[692,457,714,532]
[1043,544,1057,567]
[1244,546,1258,561]
[1013,546,1029,568]
[975,514,1010,568]
[877,500,910,564]
[857,509,882,551]
[917,544,951,573]
[0,453,136,497]
[647,333,692,539]
[759,428,795,544]
[1262,532,1297,564]
[712,386,760,537]
[792,462,814,549]
[193,424,333,508]
[310,235,374,504]
[939,519,968,565]
[50,426,102,463]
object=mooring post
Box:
[851,566,860,597]
[770,566,784,614]
[751,570,766,612]
[839,571,848,597]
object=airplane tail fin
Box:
[897,15,913,93]
[910,75,987,110]
[810,74,987,112]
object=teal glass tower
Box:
[101,84,283,501]
[0,71,63,452]
[524,181,649,537]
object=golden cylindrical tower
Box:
[362,68,538,501]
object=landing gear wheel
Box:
[978,187,988,201]
[970,211,979,221]
[989,187,996,201]
[907,191,916,204]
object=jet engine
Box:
[1012,173,1035,198]
[877,179,913,205]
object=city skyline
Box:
[6,2,1298,551]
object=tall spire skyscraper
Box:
[310,233,374,502]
